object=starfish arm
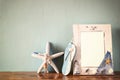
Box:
[49,60,59,73]
[37,61,46,73]
[31,53,45,59]
[50,52,64,59]
[45,42,50,55]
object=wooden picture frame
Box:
[73,24,113,75]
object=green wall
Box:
[0,0,120,71]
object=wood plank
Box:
[0,72,120,80]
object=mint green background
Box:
[0,0,120,71]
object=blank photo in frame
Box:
[73,24,113,75]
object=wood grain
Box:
[0,72,120,80]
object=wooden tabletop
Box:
[0,72,120,80]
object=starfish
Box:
[32,42,64,73]
[105,58,111,64]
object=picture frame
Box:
[73,24,113,75]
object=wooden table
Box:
[0,72,120,80]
